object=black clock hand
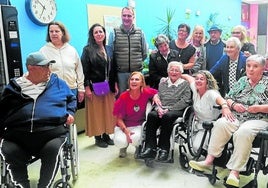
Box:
[39,7,45,18]
[37,0,45,9]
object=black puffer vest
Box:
[114,25,143,72]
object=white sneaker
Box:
[119,147,127,158]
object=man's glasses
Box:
[178,29,187,33]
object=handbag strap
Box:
[105,55,111,81]
[105,62,109,81]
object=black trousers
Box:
[0,126,67,188]
[145,110,182,151]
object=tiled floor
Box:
[26,133,268,188]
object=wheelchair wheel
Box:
[179,152,189,170]
[69,124,79,181]
[1,157,14,188]
[53,179,72,188]
[186,111,199,157]
[208,175,216,185]
[145,158,154,168]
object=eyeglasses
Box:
[231,31,241,34]
[178,29,187,33]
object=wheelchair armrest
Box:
[202,121,214,130]
[145,101,153,120]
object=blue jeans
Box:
[117,72,131,96]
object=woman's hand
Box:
[114,82,119,96]
[78,91,85,103]
[232,103,247,113]
[247,104,268,113]
[157,107,168,118]
[222,107,236,122]
[152,94,162,107]
[85,86,93,100]
[243,51,251,57]
[124,129,134,143]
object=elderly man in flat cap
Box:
[205,26,226,70]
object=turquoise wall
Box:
[10,0,241,72]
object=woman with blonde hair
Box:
[182,70,232,153]
[189,25,206,73]
[231,25,256,57]
[113,72,160,158]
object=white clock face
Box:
[28,0,57,25]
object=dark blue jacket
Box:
[0,73,77,133]
[210,52,247,96]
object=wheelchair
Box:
[189,121,268,188]
[136,102,195,168]
[0,124,79,188]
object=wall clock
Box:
[25,0,57,26]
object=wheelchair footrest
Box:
[240,157,255,176]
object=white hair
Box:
[167,61,184,73]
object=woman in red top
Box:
[113,72,160,158]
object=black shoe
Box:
[95,138,108,148]
[134,146,141,159]
[140,148,156,159]
[158,150,168,161]
[102,133,114,145]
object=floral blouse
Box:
[226,75,268,122]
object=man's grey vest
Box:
[114,26,143,72]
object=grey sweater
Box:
[158,78,192,111]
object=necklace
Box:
[133,104,140,112]
[178,48,183,58]
[175,40,186,58]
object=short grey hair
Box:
[167,61,184,73]
[246,54,265,66]
[154,34,170,49]
[226,37,242,51]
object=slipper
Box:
[189,160,212,172]
[226,173,239,187]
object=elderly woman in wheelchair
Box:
[139,61,192,162]
[189,54,268,187]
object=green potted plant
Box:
[156,8,176,41]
